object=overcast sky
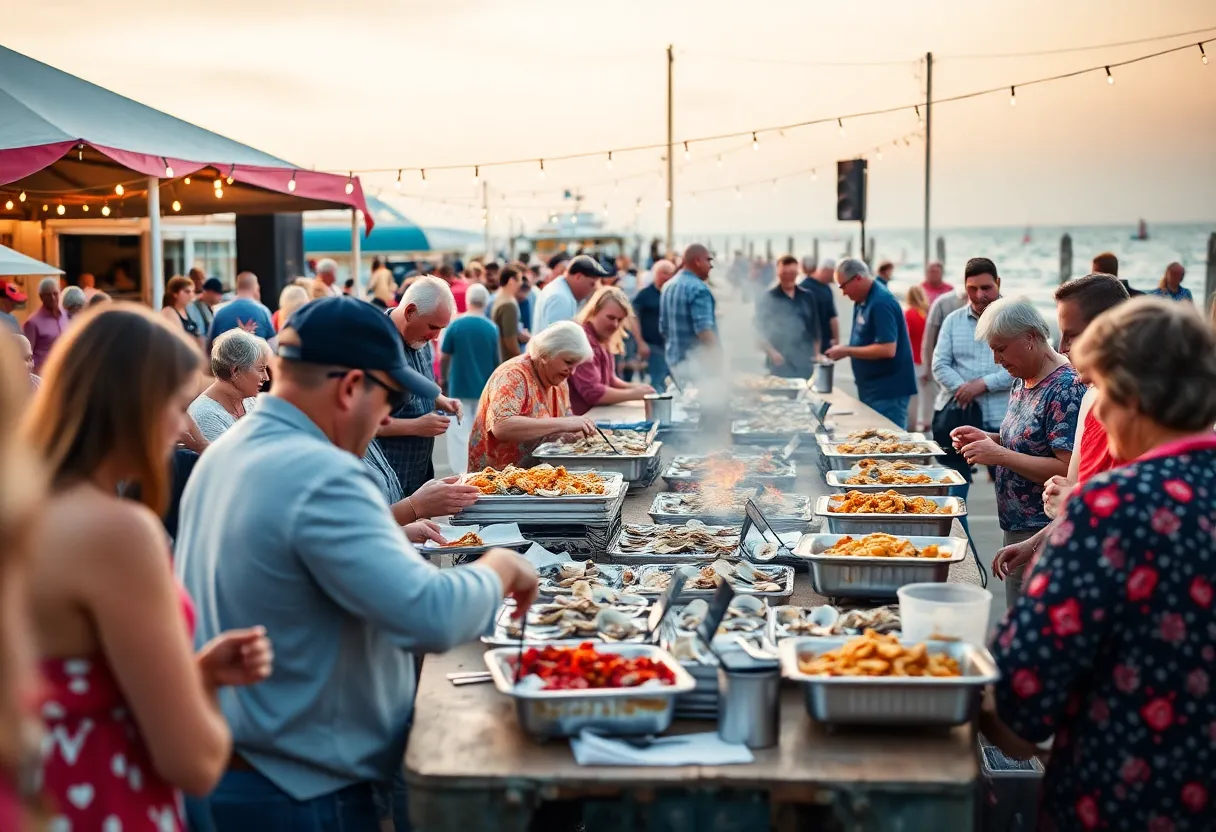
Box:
[6,0,1215,234]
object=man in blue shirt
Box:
[826,258,918,428]
[208,271,275,346]
[175,297,538,831]
[659,243,719,372]
[757,254,820,379]
[632,260,674,391]
[799,256,839,353]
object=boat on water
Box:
[1132,218,1149,241]
[520,206,631,265]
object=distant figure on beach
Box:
[876,261,894,285]
[1150,262,1192,303]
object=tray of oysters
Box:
[484,580,652,646]
[768,604,901,642]
[622,559,794,603]
[535,560,627,596]
[605,520,741,563]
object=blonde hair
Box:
[905,284,929,314]
[278,284,310,325]
[574,285,634,354]
[1158,262,1182,292]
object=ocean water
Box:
[694,222,1214,309]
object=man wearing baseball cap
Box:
[0,281,26,333]
[531,253,607,333]
[175,297,538,829]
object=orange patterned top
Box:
[467,355,572,471]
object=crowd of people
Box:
[0,231,1213,831]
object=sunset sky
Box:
[6,0,1215,234]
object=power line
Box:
[939,24,1216,60]
[675,47,916,68]
[333,36,1214,177]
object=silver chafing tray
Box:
[661,453,797,489]
[603,521,741,565]
[624,562,795,604]
[817,436,946,469]
[793,533,967,598]
[825,466,964,497]
[813,494,966,537]
[484,642,697,738]
[649,491,812,530]
[780,635,1000,726]
[532,441,663,482]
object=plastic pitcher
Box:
[897,583,992,645]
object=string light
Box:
[838,118,846,137]
[56,203,65,216]
[115,184,124,196]
[664,198,672,209]
[751,132,759,151]
[716,155,723,168]
[163,158,174,178]
[1105,65,1114,84]
[538,159,545,179]
[811,169,817,181]
[101,203,110,217]
[684,141,691,161]
[41,204,48,212]
[82,204,88,212]
[214,179,222,190]
[472,165,480,184]
[172,199,182,212]
[421,169,428,188]
[184,177,191,185]
[288,172,297,192]
[215,187,224,199]
[915,105,923,127]
[77,144,84,161]
[226,166,235,185]
[606,151,613,170]
[3,200,11,211]
[344,174,354,195]
[1200,43,1208,65]
[875,147,883,161]
[18,192,26,203]
[393,170,402,191]
[1010,85,1017,106]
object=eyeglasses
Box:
[836,274,861,291]
[326,370,409,411]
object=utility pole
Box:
[482,179,490,258]
[665,44,674,256]
[923,51,933,275]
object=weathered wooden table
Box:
[406,390,980,831]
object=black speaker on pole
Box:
[234,214,304,312]
[836,159,868,223]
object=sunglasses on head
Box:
[326,370,409,410]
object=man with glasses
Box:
[660,243,719,375]
[176,297,539,831]
[825,258,918,428]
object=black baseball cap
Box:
[546,251,572,270]
[279,297,440,399]
[201,278,224,294]
[566,254,609,278]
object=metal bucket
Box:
[643,393,674,426]
[717,665,781,748]
[813,361,834,394]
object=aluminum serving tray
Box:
[661,454,797,490]
[793,533,967,598]
[731,420,818,446]
[824,467,965,497]
[484,643,697,739]
[814,494,966,537]
[732,378,806,399]
[779,636,1000,726]
[603,525,741,565]
[627,564,795,603]
[817,439,946,470]
[461,471,626,504]
[536,562,627,596]
[453,488,627,525]
[482,601,650,647]
[533,441,663,482]
[649,493,813,530]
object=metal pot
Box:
[813,361,834,394]
[643,393,674,426]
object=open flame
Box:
[704,457,747,490]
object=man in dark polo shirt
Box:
[632,259,674,391]
[756,254,820,378]
[799,256,838,353]
[826,258,918,428]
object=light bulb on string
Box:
[288,172,297,192]
[163,158,174,178]
[41,204,48,212]
[183,176,191,185]
[752,132,759,152]
[472,165,480,184]
[18,192,26,203]
[875,148,883,161]
[811,168,817,182]
[606,151,613,170]
[344,174,354,195]
[172,200,181,212]
[56,203,65,216]
[101,203,110,217]
[664,199,672,209]
[3,200,11,211]
[226,166,235,185]
[1105,66,1114,85]
[395,170,403,191]
[115,184,124,196]
[684,141,691,161]
[215,187,224,199]
[915,105,923,127]
[838,118,845,137]
[77,144,84,161]
[214,179,222,190]
[82,204,88,212]
[1201,43,1208,65]
[538,159,545,179]
[1010,86,1017,106]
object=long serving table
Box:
[405,390,982,831]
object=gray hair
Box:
[37,277,59,294]
[527,320,593,363]
[974,297,1051,344]
[465,282,490,308]
[210,329,267,380]
[401,275,456,316]
[277,285,309,324]
[316,258,338,276]
[61,286,86,311]
[835,258,870,282]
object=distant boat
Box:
[1132,219,1149,241]
[1022,227,1032,244]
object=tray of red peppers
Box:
[517,641,678,690]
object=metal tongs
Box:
[592,423,624,455]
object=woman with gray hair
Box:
[949,297,1086,604]
[467,320,597,471]
[60,286,87,319]
[188,328,271,442]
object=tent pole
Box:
[147,177,164,310]
[351,209,362,298]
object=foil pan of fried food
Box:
[780,630,999,726]
[817,434,945,468]
[792,533,967,598]
[624,559,794,602]
[462,465,623,502]
[815,492,965,537]
[606,520,741,563]
[825,462,964,496]
[422,523,531,556]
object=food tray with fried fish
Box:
[603,521,741,564]
[731,374,807,398]
[825,462,964,496]
[649,488,813,529]
[661,451,796,489]
[780,632,1000,726]
[536,560,627,596]
[815,492,966,537]
[768,604,901,642]
[461,465,625,503]
[793,533,967,598]
[817,434,945,468]
[533,429,663,481]
[483,585,651,647]
[624,560,795,603]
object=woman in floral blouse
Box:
[951,298,1086,604]
[467,321,598,471]
[982,298,1216,832]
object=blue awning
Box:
[303,223,430,255]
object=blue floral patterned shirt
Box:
[996,364,1085,531]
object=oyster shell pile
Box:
[537,560,616,593]
[558,428,652,456]
[733,374,805,392]
[618,520,740,556]
[772,604,900,638]
[734,412,818,435]
[505,581,649,641]
[627,559,785,594]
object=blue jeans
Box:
[207,770,383,832]
[861,395,910,430]
[646,346,669,393]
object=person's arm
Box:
[983,490,1119,756]
[493,414,590,443]
[378,413,449,437]
[981,366,1014,393]
[497,304,522,359]
[931,316,966,393]
[826,291,840,346]
[439,353,453,394]
[627,315,649,358]
[87,504,231,795]
[921,299,947,371]
[568,353,610,408]
[294,471,505,651]
[996,448,1071,485]
[691,289,719,348]
[832,302,899,361]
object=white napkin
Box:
[570,730,753,767]
[523,542,570,568]
[425,523,526,549]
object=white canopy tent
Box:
[0,242,62,277]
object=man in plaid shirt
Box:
[659,243,719,372]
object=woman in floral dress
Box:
[468,320,597,472]
[982,298,1216,831]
